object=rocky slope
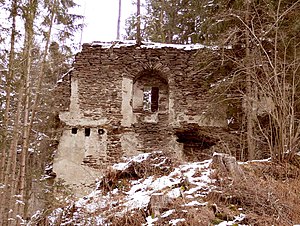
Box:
[30,152,300,225]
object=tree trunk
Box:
[136,0,141,45]
[117,0,121,40]
[160,0,165,43]
[27,0,57,151]
[0,0,17,184]
[17,0,38,221]
[2,83,24,226]
[0,0,19,224]
[245,0,255,160]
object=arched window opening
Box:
[133,69,168,114]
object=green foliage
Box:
[211,217,223,225]
[126,0,300,47]
[125,0,212,43]
[40,0,84,48]
[124,0,247,44]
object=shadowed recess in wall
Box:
[175,128,219,161]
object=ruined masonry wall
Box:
[54,43,227,196]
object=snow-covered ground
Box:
[41,152,249,225]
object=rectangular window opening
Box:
[71,128,78,134]
[143,86,152,111]
[85,128,91,137]
[151,87,159,112]
[143,86,159,112]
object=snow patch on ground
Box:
[215,214,246,226]
[143,216,158,226]
[113,152,151,170]
[169,218,186,225]
[46,152,246,225]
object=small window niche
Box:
[143,86,159,112]
[71,128,78,134]
[85,128,91,137]
[98,128,105,135]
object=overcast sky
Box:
[74,0,138,44]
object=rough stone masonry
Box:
[53,41,227,196]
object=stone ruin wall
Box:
[53,43,227,196]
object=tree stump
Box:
[148,193,169,217]
[211,153,245,181]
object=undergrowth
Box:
[39,152,300,226]
[207,161,300,225]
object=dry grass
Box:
[100,153,300,225]
[154,198,214,226]
[106,210,147,226]
[40,152,300,225]
[207,161,300,225]
[99,152,179,193]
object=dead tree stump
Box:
[211,153,245,181]
[148,193,169,217]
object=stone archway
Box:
[132,68,169,115]
[120,63,174,153]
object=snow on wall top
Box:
[86,40,217,51]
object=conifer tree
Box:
[0,0,83,223]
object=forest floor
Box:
[31,151,300,225]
